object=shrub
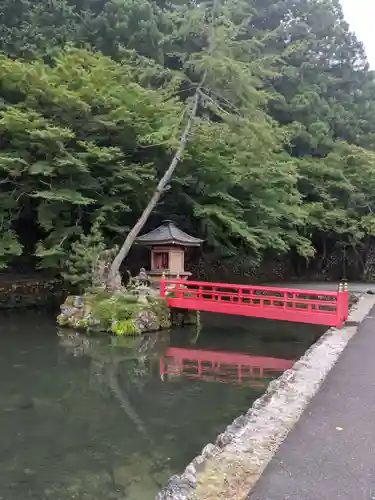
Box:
[111,319,140,336]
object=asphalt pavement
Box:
[248,307,375,500]
[265,281,375,293]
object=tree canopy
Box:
[1,0,375,279]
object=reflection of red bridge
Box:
[159,347,294,387]
[160,279,349,327]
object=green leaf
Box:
[32,189,95,205]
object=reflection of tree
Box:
[189,325,201,345]
[57,329,170,409]
[58,330,173,491]
[107,361,148,437]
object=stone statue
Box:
[136,267,150,286]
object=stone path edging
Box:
[156,293,375,500]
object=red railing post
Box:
[343,282,349,322]
[336,283,344,328]
[336,281,349,327]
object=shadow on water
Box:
[0,310,326,500]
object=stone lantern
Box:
[135,220,203,283]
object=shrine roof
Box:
[135,220,203,247]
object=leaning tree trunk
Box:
[107,0,218,290]
[107,92,201,289]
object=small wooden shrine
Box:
[135,220,203,282]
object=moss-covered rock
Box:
[57,290,172,335]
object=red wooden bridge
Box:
[159,347,294,387]
[160,279,349,327]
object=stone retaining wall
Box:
[156,293,375,500]
[0,277,64,308]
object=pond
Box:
[0,310,325,500]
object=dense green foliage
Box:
[1,0,375,278]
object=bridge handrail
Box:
[160,279,340,298]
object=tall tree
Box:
[107,0,220,285]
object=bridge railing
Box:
[159,347,293,386]
[160,279,349,327]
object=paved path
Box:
[265,281,375,293]
[248,307,375,500]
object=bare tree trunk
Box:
[107,92,200,287]
[107,0,218,288]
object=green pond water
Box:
[0,310,325,500]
